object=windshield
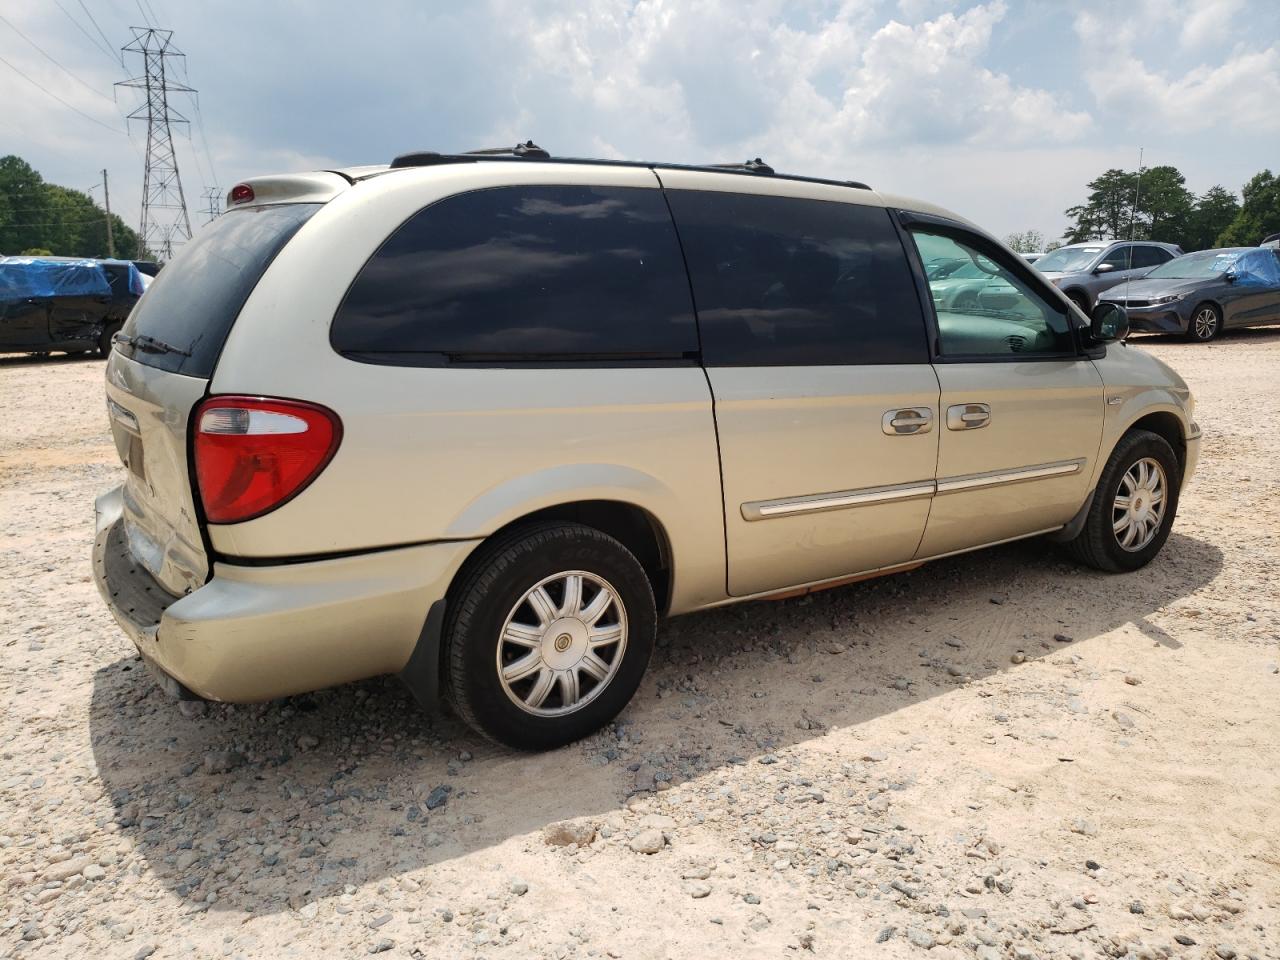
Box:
[1145,249,1247,280]
[1035,247,1103,273]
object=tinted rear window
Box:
[331,185,697,363]
[119,203,320,376]
[665,191,928,365]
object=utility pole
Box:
[201,185,222,223]
[102,168,116,259]
[117,27,194,261]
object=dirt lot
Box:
[1,333,1278,960]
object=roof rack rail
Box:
[390,141,549,169]
[464,140,550,159]
[707,157,774,175]
[384,147,870,191]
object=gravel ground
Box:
[1,332,1278,960]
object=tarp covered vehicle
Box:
[0,257,145,356]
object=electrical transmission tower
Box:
[117,28,194,261]
[201,185,222,223]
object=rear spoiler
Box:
[224,171,350,210]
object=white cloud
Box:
[1075,1,1280,133]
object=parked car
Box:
[93,148,1200,750]
[1261,233,1279,250]
[1099,246,1280,341]
[0,257,143,356]
[1034,240,1183,312]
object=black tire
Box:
[99,321,123,357]
[443,522,656,750]
[1185,302,1221,342]
[1062,429,1181,573]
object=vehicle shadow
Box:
[88,530,1223,916]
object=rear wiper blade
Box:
[114,331,192,357]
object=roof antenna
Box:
[1120,145,1145,325]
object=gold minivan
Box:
[94,146,1200,749]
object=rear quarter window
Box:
[119,203,320,377]
[330,185,697,363]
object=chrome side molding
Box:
[742,479,936,521]
[742,458,1085,521]
[934,458,1084,494]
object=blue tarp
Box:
[0,257,112,302]
[1233,248,1280,286]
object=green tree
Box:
[1217,171,1280,246]
[1185,186,1240,251]
[1004,229,1046,253]
[1064,168,1137,242]
[0,155,52,254]
[0,154,141,258]
[1134,165,1195,247]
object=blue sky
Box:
[3,0,1278,246]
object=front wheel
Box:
[1185,303,1221,342]
[1062,429,1181,572]
[443,522,656,750]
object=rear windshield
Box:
[118,203,320,377]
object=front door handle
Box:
[882,407,934,436]
[947,403,991,430]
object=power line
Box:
[134,0,152,26]
[0,12,117,103]
[76,0,123,65]
[50,0,121,68]
[0,52,127,135]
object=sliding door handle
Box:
[882,407,934,436]
[946,403,991,430]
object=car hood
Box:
[1099,277,1211,301]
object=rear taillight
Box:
[193,396,341,524]
[228,183,254,205]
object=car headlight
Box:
[1152,293,1188,305]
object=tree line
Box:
[0,155,142,260]
[1007,166,1279,254]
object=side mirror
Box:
[1094,263,1115,274]
[1224,270,1238,284]
[1090,302,1129,343]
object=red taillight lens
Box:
[228,183,254,205]
[193,396,341,524]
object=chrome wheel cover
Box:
[1112,457,1167,552]
[496,571,628,717]
[1192,307,1218,340]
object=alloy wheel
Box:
[1192,307,1218,341]
[1112,457,1167,552]
[496,571,628,716]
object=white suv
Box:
[94,145,1200,749]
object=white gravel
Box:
[1,332,1278,959]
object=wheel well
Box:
[1128,412,1186,473]
[1063,287,1088,306]
[476,501,673,614]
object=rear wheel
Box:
[1185,303,1220,342]
[443,522,656,750]
[99,321,123,357]
[1062,429,1180,572]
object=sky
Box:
[2,0,1278,249]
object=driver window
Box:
[912,229,1074,358]
[1100,247,1132,270]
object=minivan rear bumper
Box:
[93,486,477,703]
